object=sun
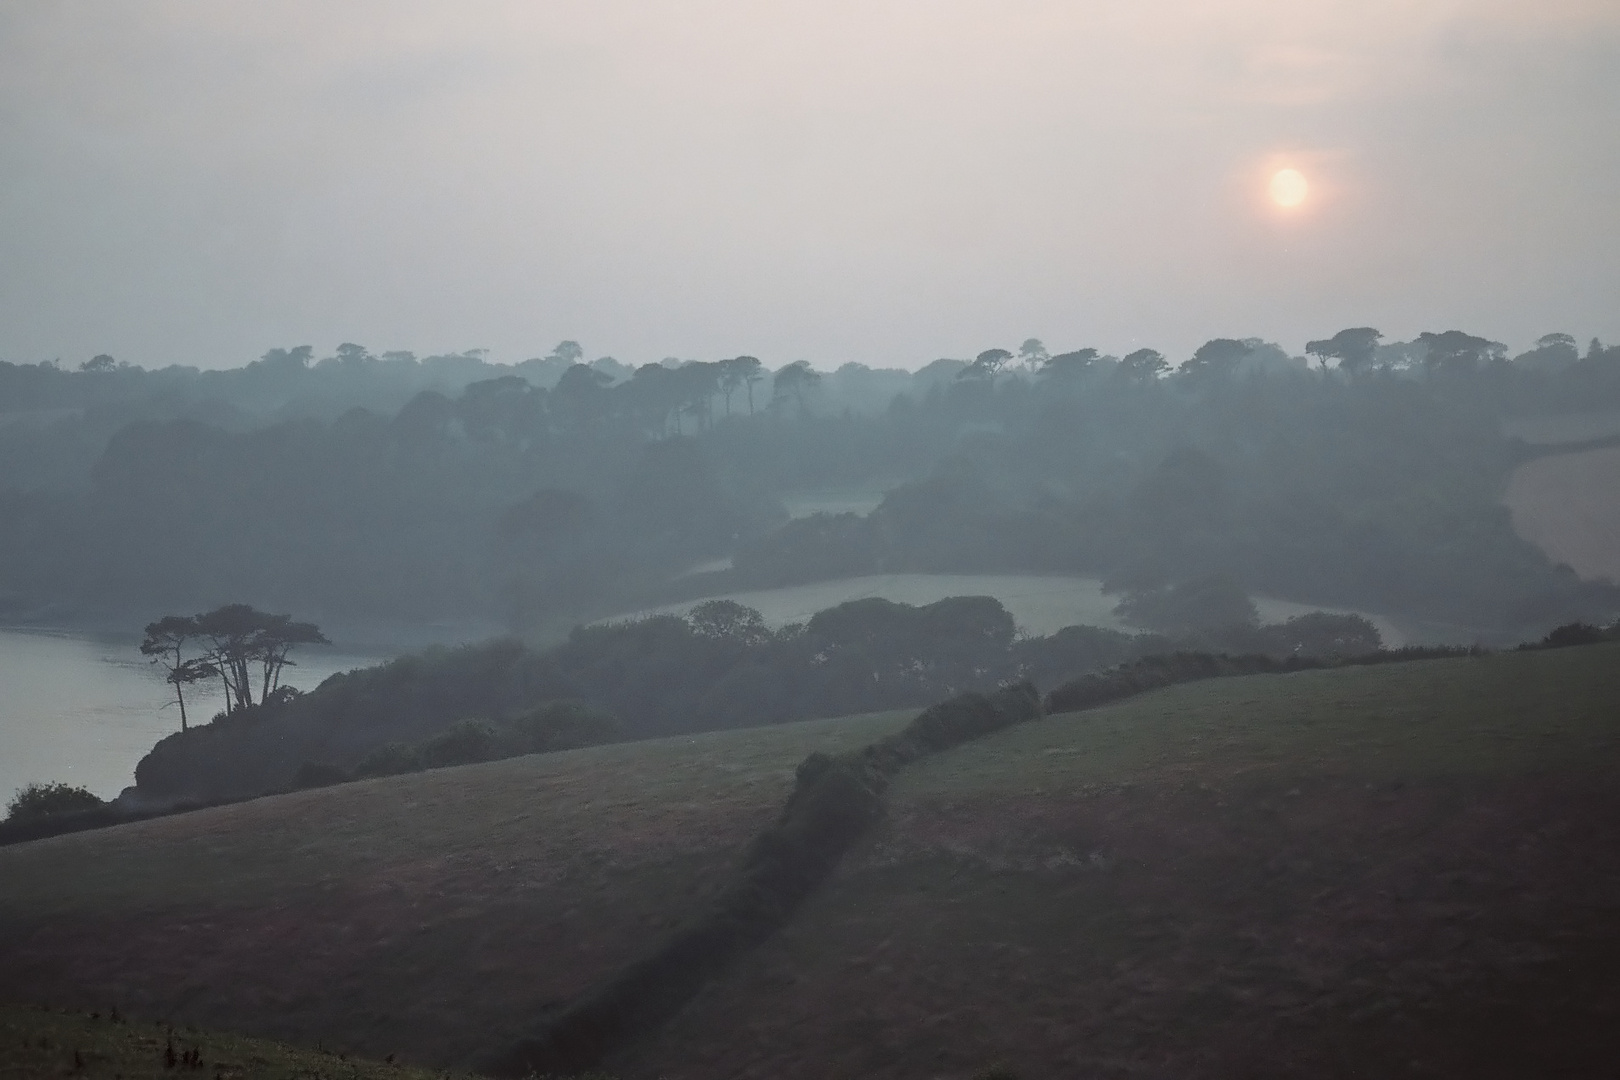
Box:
[1269,168,1308,208]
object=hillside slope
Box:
[617,644,1620,1079]
[0,710,909,1069]
[7,646,1619,1079]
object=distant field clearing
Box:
[606,573,1407,645]
[1505,446,1620,583]
[1502,409,1620,445]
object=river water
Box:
[0,628,381,803]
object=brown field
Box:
[5,646,1620,1079]
[1504,444,1620,582]
[0,710,910,1070]
[0,1002,452,1080]
[616,647,1620,1079]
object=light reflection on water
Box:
[0,628,377,801]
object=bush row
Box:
[293,701,618,790]
[485,684,1040,1077]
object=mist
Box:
[3,1,1618,369]
[5,6,1620,1079]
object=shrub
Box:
[1044,652,1290,715]
[1261,611,1383,658]
[504,700,620,755]
[353,742,424,779]
[5,782,104,823]
[419,718,500,769]
[1114,574,1259,636]
[1540,621,1608,648]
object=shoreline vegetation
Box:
[20,585,1394,816]
[7,603,1609,850]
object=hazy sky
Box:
[2,1,1617,370]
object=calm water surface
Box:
[0,628,380,802]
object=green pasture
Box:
[625,642,1620,1079]
[900,641,1620,800]
[0,710,912,923]
[6,645,1620,1078]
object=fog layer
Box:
[2,1,1618,368]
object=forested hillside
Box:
[2,333,1619,634]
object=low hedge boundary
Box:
[483,683,1041,1077]
[485,641,1515,1076]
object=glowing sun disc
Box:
[1270,168,1308,207]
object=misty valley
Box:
[2,334,1620,1078]
[8,2,1620,1072]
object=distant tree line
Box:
[3,329,1620,635]
[130,593,1387,804]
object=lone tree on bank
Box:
[139,615,210,731]
[141,605,329,728]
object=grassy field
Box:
[0,710,911,1071]
[7,646,1620,1079]
[1505,444,1620,582]
[618,644,1620,1079]
[0,1003,455,1080]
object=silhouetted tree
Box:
[687,599,772,646]
[1512,332,1579,372]
[1267,612,1382,657]
[1417,330,1505,375]
[736,355,765,414]
[1041,348,1100,380]
[1118,348,1168,383]
[253,614,331,703]
[5,782,103,823]
[1305,327,1382,374]
[554,363,615,429]
[1180,338,1251,383]
[333,342,373,368]
[257,345,314,373]
[773,361,822,413]
[548,340,585,366]
[1114,574,1258,636]
[140,615,207,731]
[959,348,1013,381]
[1017,338,1049,371]
[187,604,329,714]
[678,361,722,430]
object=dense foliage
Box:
[131,593,1383,804]
[488,683,1043,1078]
[3,334,1619,634]
[4,781,103,823]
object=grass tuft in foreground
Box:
[0,1003,468,1080]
